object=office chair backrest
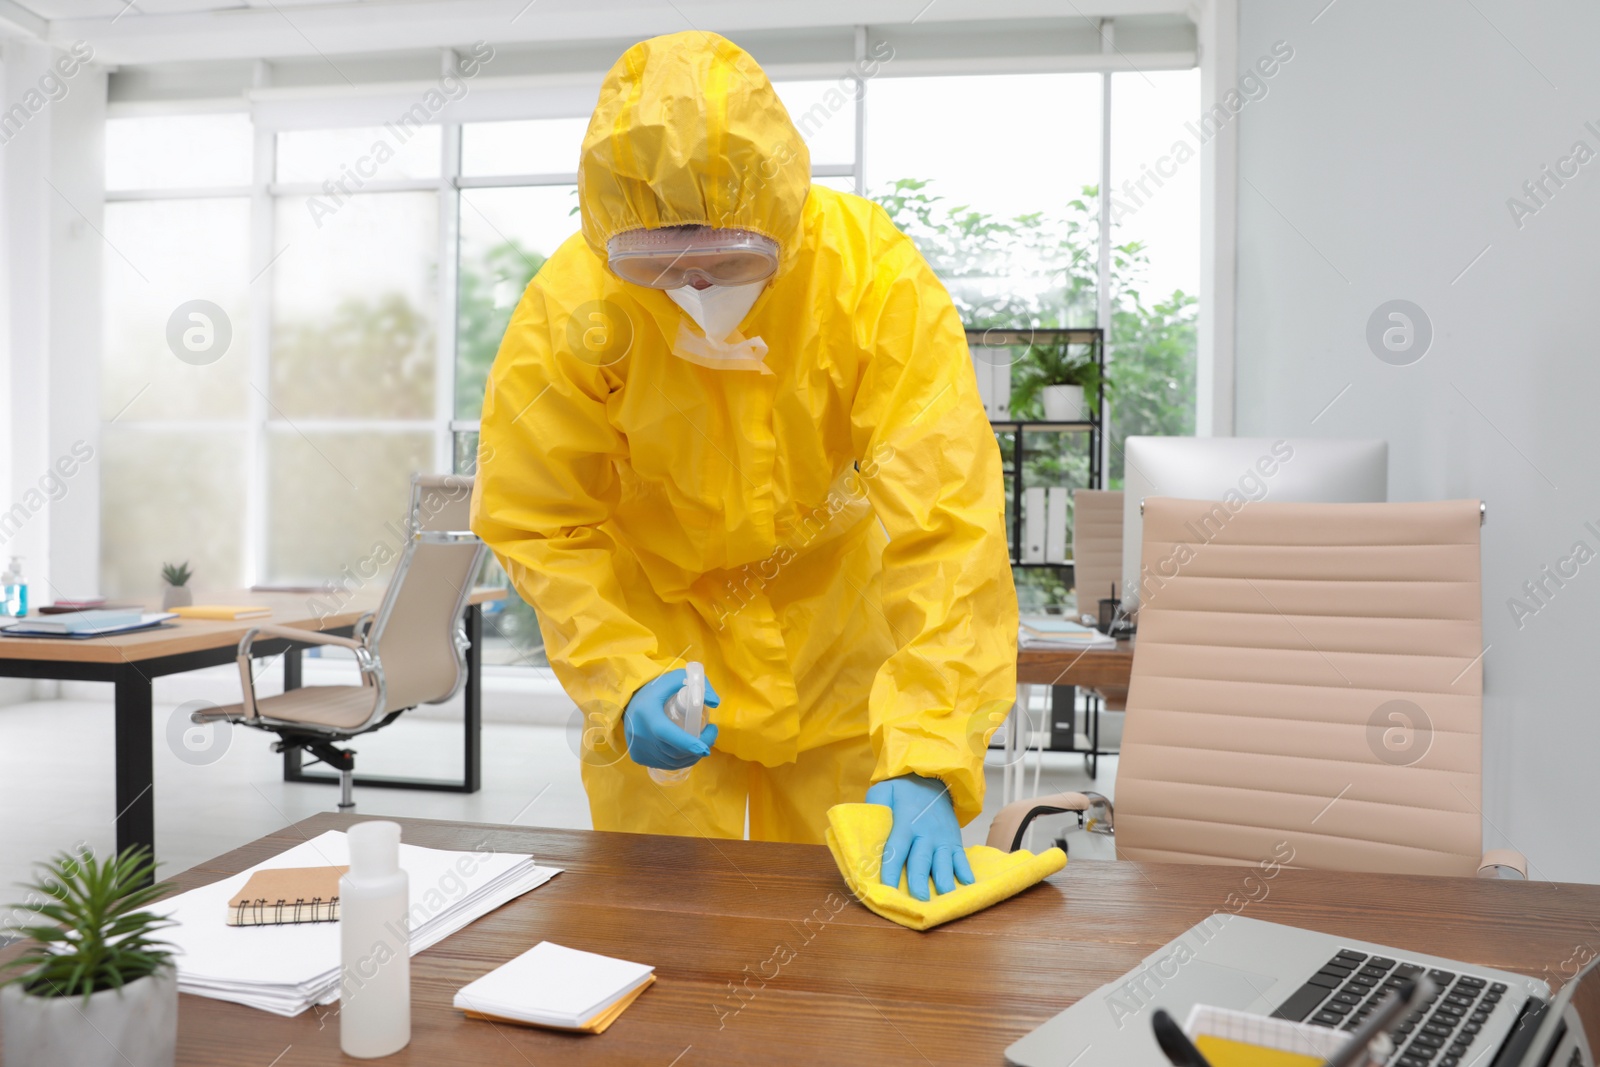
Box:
[367,474,485,713]
[1071,489,1123,610]
[1116,498,1484,876]
[416,473,474,534]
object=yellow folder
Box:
[170,605,272,620]
[461,974,655,1034]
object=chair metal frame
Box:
[195,479,486,810]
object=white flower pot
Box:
[1041,384,1087,421]
[160,584,192,610]
[1,967,177,1067]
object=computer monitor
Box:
[1119,436,1388,608]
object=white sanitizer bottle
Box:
[340,820,411,1058]
[649,661,706,786]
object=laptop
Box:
[1006,914,1561,1066]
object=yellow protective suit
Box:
[471,31,1018,843]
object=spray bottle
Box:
[649,661,706,786]
[1,558,26,617]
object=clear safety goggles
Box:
[606,226,779,290]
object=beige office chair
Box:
[989,497,1526,880]
[1071,488,1127,720]
[194,474,485,810]
[1071,488,1123,622]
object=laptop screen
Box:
[1526,957,1600,1067]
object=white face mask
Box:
[666,281,766,344]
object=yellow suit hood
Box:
[578,31,811,271]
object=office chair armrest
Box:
[242,623,366,652]
[231,625,371,723]
[1477,849,1528,879]
[986,791,1115,852]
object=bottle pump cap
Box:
[347,820,402,879]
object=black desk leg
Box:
[1089,693,1100,780]
[281,646,305,780]
[112,664,156,866]
[463,604,483,793]
[1049,685,1077,752]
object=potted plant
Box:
[1012,341,1109,422]
[160,561,192,610]
[1,847,177,1067]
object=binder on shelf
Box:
[970,348,1011,421]
[989,358,1011,420]
[1045,487,1069,564]
[1022,487,1047,563]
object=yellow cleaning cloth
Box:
[824,804,1065,931]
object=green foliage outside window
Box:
[451,176,1196,634]
[870,178,1197,611]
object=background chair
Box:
[1067,489,1127,777]
[990,496,1525,879]
[195,474,486,810]
[1070,488,1123,625]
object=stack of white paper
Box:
[454,942,653,1029]
[153,830,561,1016]
[1019,615,1118,650]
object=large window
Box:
[102,62,1199,655]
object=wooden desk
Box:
[0,590,504,864]
[1013,640,1134,780]
[1016,639,1134,691]
[34,812,1594,1066]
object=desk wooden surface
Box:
[1016,638,1134,688]
[0,588,506,665]
[30,812,1591,1067]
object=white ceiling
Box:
[16,0,349,15]
[4,0,1194,66]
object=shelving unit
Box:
[964,327,1106,569]
[968,326,1111,773]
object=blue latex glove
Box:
[623,668,721,770]
[866,774,975,902]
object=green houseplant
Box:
[1011,340,1109,422]
[160,561,192,611]
[1,847,178,1067]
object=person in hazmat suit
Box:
[471,31,1018,901]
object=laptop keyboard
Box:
[1271,948,1507,1067]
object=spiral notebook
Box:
[226,865,348,926]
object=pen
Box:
[1151,1008,1214,1067]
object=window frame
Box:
[102,60,1198,590]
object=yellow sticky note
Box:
[1194,1034,1323,1067]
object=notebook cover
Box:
[0,614,177,639]
[462,974,656,1034]
[226,865,348,926]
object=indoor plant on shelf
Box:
[1,846,177,1067]
[160,561,192,610]
[1012,340,1109,422]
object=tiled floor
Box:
[0,693,1118,906]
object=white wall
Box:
[0,40,105,704]
[1235,0,1600,881]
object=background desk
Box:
[1013,639,1134,782]
[49,812,1595,1067]
[0,590,503,866]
